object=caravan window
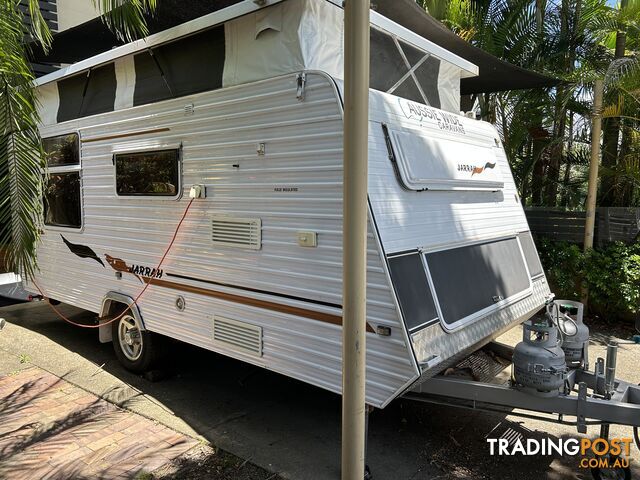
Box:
[370,27,441,108]
[385,126,504,191]
[43,173,82,228]
[424,237,531,330]
[43,133,82,229]
[43,134,79,167]
[115,149,180,197]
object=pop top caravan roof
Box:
[34,0,479,124]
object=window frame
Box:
[42,131,84,232]
[112,145,183,200]
[421,234,533,333]
[370,25,438,107]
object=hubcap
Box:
[118,315,143,362]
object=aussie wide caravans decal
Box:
[398,99,466,134]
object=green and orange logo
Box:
[457,162,497,176]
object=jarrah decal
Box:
[105,255,142,283]
[105,254,163,280]
[472,162,497,176]
[399,99,466,135]
[60,236,163,282]
[457,162,497,176]
[130,265,164,279]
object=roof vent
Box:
[213,316,263,356]
[211,216,261,250]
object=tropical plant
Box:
[419,0,640,210]
[0,0,156,279]
[538,238,640,319]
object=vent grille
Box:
[213,316,263,356]
[211,216,261,249]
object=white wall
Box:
[55,0,101,32]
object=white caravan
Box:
[28,0,549,408]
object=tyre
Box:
[112,312,164,373]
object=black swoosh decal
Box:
[61,235,105,267]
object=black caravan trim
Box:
[518,231,544,278]
[387,252,439,332]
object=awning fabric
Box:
[30,0,558,94]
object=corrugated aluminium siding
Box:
[32,72,418,407]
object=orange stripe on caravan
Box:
[144,277,375,333]
[82,128,171,143]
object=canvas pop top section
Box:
[35,0,477,126]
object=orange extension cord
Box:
[31,198,195,329]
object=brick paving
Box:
[0,367,199,480]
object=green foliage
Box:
[538,238,640,319]
[0,0,156,279]
[92,0,158,42]
[0,0,48,279]
[421,0,640,208]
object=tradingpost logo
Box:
[487,436,634,469]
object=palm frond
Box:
[0,0,46,279]
[92,0,158,42]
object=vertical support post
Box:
[342,1,370,479]
[581,79,604,305]
[604,342,618,398]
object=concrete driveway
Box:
[0,301,638,479]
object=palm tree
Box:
[0,0,157,279]
[599,0,640,206]
[420,0,640,210]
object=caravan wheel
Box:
[112,313,163,373]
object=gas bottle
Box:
[513,319,567,396]
[554,300,589,369]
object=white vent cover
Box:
[211,216,261,250]
[213,316,263,356]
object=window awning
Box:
[29,0,558,94]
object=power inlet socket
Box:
[189,184,206,199]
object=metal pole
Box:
[581,79,603,305]
[342,0,370,479]
[604,342,618,398]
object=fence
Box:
[525,208,640,246]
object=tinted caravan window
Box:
[43,134,82,228]
[115,149,180,196]
[133,26,225,106]
[388,253,439,332]
[518,231,544,278]
[44,172,82,228]
[425,237,531,329]
[43,134,79,167]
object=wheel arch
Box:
[99,292,146,343]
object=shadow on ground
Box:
[1,302,630,480]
